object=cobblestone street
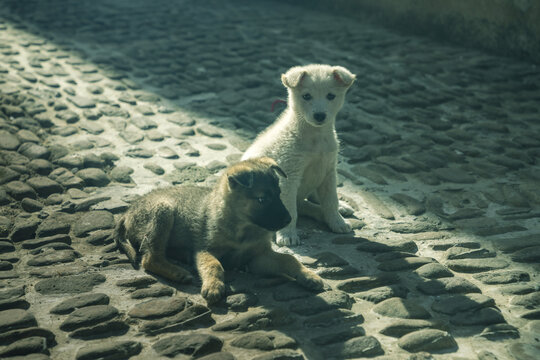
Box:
[0,0,539,359]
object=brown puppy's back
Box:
[115,185,211,266]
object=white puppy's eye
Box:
[327,93,336,100]
[302,93,312,101]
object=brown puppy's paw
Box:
[171,269,193,284]
[296,270,324,291]
[201,279,226,304]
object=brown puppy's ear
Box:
[271,165,287,179]
[332,66,356,88]
[228,172,254,189]
[282,67,307,88]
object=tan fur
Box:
[115,157,323,304]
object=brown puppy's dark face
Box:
[228,165,291,232]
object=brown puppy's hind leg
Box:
[195,251,226,304]
[142,253,193,283]
[249,250,324,290]
[139,202,192,283]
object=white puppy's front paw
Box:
[326,212,352,234]
[276,229,300,246]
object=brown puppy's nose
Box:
[314,112,326,122]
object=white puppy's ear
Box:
[281,67,307,88]
[332,66,356,88]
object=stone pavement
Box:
[0,0,539,359]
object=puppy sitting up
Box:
[243,64,355,246]
[115,157,324,304]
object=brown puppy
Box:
[115,157,324,304]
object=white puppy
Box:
[242,64,355,246]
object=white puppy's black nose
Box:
[314,112,326,122]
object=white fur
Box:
[242,64,355,246]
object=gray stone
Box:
[434,167,476,183]
[56,110,80,123]
[4,181,37,200]
[417,277,480,295]
[431,294,494,315]
[34,273,106,294]
[415,263,454,279]
[55,155,84,169]
[72,211,114,237]
[153,333,223,358]
[207,160,227,173]
[120,130,144,144]
[510,245,540,263]
[18,143,50,160]
[27,159,53,175]
[316,265,360,279]
[356,237,417,253]
[289,290,353,315]
[226,293,258,311]
[125,147,153,158]
[230,330,296,350]
[0,130,21,150]
[451,307,506,326]
[390,193,425,215]
[373,297,431,319]
[355,285,409,303]
[197,125,223,138]
[492,233,540,253]
[0,166,20,185]
[27,249,79,266]
[506,343,540,360]
[140,303,212,335]
[36,215,71,238]
[10,217,40,242]
[474,270,530,284]
[398,329,457,353]
[380,319,447,338]
[479,323,520,340]
[131,116,157,129]
[311,325,365,345]
[68,96,96,108]
[128,297,190,319]
[116,276,157,288]
[0,309,37,332]
[446,258,509,273]
[510,292,540,309]
[358,191,394,219]
[22,234,71,250]
[0,336,47,357]
[157,146,178,159]
[313,252,348,267]
[325,336,383,358]
[76,168,110,187]
[76,340,141,360]
[143,163,164,175]
[60,305,119,331]
[26,176,63,197]
[21,198,43,212]
[50,293,109,314]
[69,320,130,339]
[0,326,55,347]
[336,274,399,293]
[444,247,496,260]
[109,166,133,183]
[130,285,174,299]
[378,256,435,271]
[212,307,292,332]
